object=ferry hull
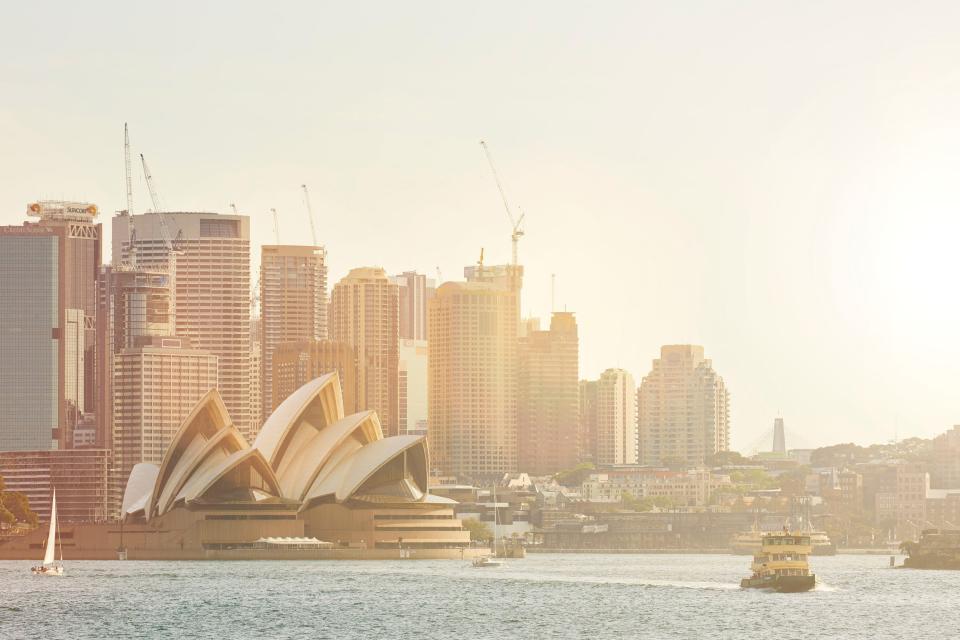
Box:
[740,574,815,593]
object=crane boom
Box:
[479,140,517,228]
[270,208,280,244]
[140,153,162,212]
[301,184,318,246]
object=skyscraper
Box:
[390,271,435,341]
[518,312,580,474]
[113,212,252,438]
[329,267,399,435]
[260,245,327,423]
[579,379,599,464]
[0,201,102,451]
[428,278,519,479]
[591,368,637,466]
[637,345,730,467]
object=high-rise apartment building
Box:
[271,340,358,415]
[428,278,519,479]
[329,267,399,435]
[113,212,252,438]
[399,339,428,437]
[579,379,599,464]
[249,318,262,430]
[260,245,327,423]
[390,271,435,341]
[591,368,637,466]
[518,312,580,475]
[637,345,730,467]
[112,336,217,515]
[0,201,102,451]
[0,449,109,523]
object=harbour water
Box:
[2,554,957,639]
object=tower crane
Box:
[270,208,281,244]
[479,140,525,291]
[301,184,318,246]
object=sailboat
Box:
[31,489,64,576]
[472,485,505,568]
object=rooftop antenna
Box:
[551,273,556,314]
[301,184,318,246]
[270,208,281,244]
[229,203,238,214]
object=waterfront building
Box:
[391,271,435,341]
[0,449,109,523]
[398,339,428,437]
[260,245,327,423]
[329,267,399,435]
[930,425,960,490]
[271,339,358,415]
[0,201,102,451]
[428,277,519,479]
[580,468,731,507]
[112,212,252,439]
[518,312,580,475]
[896,463,929,540]
[637,345,730,467]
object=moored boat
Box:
[740,530,815,592]
[900,529,960,569]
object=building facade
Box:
[517,312,580,475]
[398,339,428,437]
[0,201,102,451]
[592,368,637,466]
[0,449,109,523]
[329,267,399,435]
[391,271,435,341]
[428,279,519,479]
[260,245,327,423]
[112,336,218,515]
[112,212,252,439]
[637,345,730,467]
[271,340,358,415]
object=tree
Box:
[706,451,752,467]
[554,462,595,487]
[2,492,38,527]
[462,518,493,542]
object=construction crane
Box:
[270,208,281,244]
[123,123,137,268]
[301,184,318,246]
[435,266,443,283]
[140,154,163,212]
[230,203,238,214]
[479,140,525,290]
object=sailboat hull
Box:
[31,565,64,576]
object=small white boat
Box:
[31,489,64,576]
[472,556,505,568]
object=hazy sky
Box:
[3,2,960,451]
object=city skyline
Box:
[4,3,960,450]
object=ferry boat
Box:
[740,531,816,592]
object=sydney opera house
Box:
[0,374,476,560]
